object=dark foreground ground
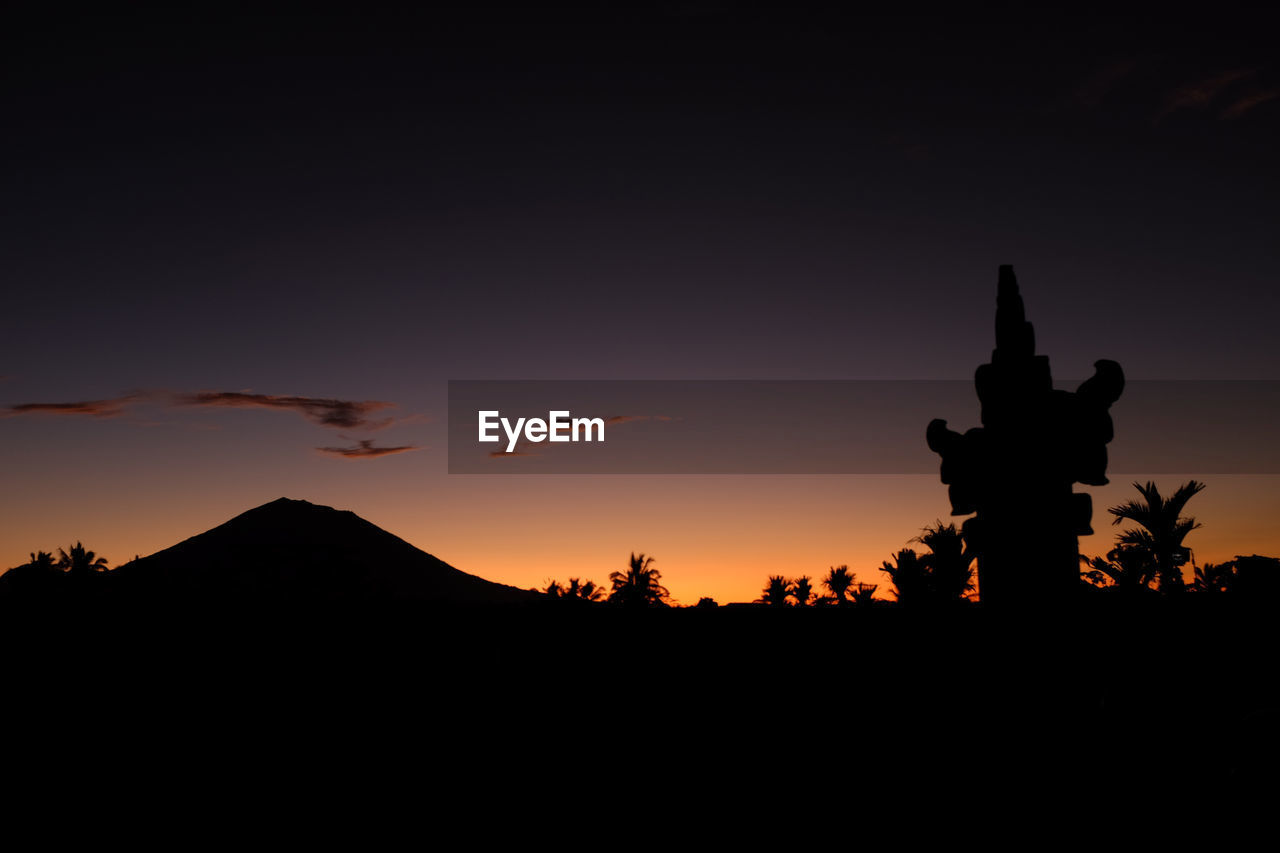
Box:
[4,594,1274,815]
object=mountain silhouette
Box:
[108,497,536,607]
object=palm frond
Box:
[1164,480,1207,519]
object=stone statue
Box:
[927,266,1123,605]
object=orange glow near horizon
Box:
[4,474,1278,604]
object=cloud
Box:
[179,392,395,429]
[4,395,138,418]
[1220,88,1280,120]
[1160,68,1256,118]
[605,414,675,425]
[317,439,421,459]
[6,389,423,458]
[4,390,403,429]
[377,412,435,428]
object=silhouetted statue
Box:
[927,266,1123,606]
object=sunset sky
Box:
[4,6,1279,603]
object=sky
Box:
[4,5,1280,603]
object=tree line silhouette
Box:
[754,567,878,607]
[540,552,671,607]
[532,479,1278,606]
[7,478,1278,607]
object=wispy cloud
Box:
[6,389,403,430]
[1220,88,1280,120]
[317,439,421,459]
[488,449,540,458]
[605,414,674,425]
[1160,68,1256,118]
[5,388,423,459]
[4,395,139,418]
[178,392,395,429]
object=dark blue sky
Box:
[7,5,1279,390]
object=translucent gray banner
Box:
[447,380,1280,474]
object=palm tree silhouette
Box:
[880,524,973,605]
[56,542,108,578]
[1108,480,1206,593]
[913,521,975,601]
[790,575,815,607]
[564,577,606,602]
[758,575,791,607]
[1190,561,1235,594]
[851,582,878,605]
[27,551,57,572]
[881,549,929,604]
[1079,546,1157,592]
[822,565,855,605]
[608,553,670,607]
[543,577,606,602]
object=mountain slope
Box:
[111,497,536,606]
